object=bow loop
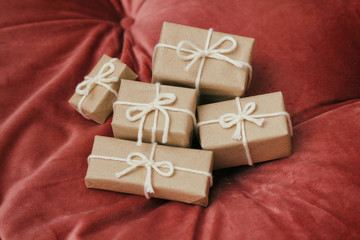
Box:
[207,36,237,54]
[95,61,116,81]
[176,40,203,60]
[218,113,240,129]
[242,102,256,115]
[153,92,176,106]
[126,106,153,121]
[176,40,211,72]
[75,78,93,96]
[241,102,264,127]
[153,161,174,177]
[126,152,149,165]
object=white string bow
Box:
[75,58,119,118]
[113,83,196,146]
[115,143,174,199]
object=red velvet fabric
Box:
[1,0,360,239]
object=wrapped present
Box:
[112,80,197,147]
[69,54,137,124]
[85,136,213,206]
[152,22,254,98]
[197,92,292,169]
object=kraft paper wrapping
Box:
[85,136,213,206]
[69,54,137,124]
[152,22,255,98]
[112,80,197,147]
[197,92,292,169]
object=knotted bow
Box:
[113,83,197,146]
[126,91,176,145]
[75,58,119,118]
[115,143,174,199]
[218,102,264,140]
[154,28,252,94]
[176,32,247,72]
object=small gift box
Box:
[69,54,137,124]
[112,80,197,147]
[197,92,292,169]
[152,22,255,98]
[85,136,213,206]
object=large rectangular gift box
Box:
[197,92,292,169]
[152,22,255,98]
[112,80,197,147]
[85,136,213,206]
[69,54,137,124]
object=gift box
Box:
[112,80,197,147]
[152,22,255,98]
[197,92,292,169]
[85,136,213,206]
[69,54,137,124]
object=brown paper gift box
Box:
[197,92,292,169]
[85,136,213,206]
[69,54,137,124]
[152,22,255,98]
[112,80,197,147]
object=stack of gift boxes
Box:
[69,22,293,207]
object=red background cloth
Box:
[1,0,360,239]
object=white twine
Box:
[88,143,213,199]
[153,28,253,95]
[197,97,293,166]
[113,83,197,146]
[75,58,119,118]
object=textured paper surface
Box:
[197,92,292,169]
[112,80,197,147]
[85,136,213,206]
[69,54,137,124]
[152,22,255,98]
